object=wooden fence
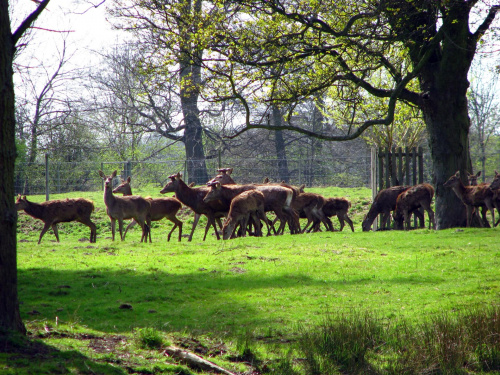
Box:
[370,147,425,230]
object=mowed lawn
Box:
[16,187,500,338]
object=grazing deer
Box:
[16,195,97,244]
[98,170,151,242]
[222,190,271,239]
[160,173,227,241]
[320,197,355,232]
[113,177,183,242]
[362,185,424,231]
[443,171,495,227]
[393,183,435,230]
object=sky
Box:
[11,0,123,71]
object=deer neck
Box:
[173,179,198,208]
[22,200,45,220]
[451,180,470,203]
[104,185,119,208]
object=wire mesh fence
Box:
[15,153,373,197]
[14,151,496,198]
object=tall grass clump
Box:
[134,327,165,349]
[296,311,385,374]
[291,306,500,375]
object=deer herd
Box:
[15,169,500,243]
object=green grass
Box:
[6,186,500,374]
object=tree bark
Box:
[0,0,26,335]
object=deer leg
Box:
[123,220,137,240]
[188,213,201,242]
[51,224,60,242]
[344,214,355,232]
[79,218,97,243]
[38,223,52,244]
[118,219,125,241]
[466,206,475,227]
[110,218,116,241]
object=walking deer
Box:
[393,183,435,230]
[320,197,355,232]
[444,171,495,227]
[113,177,183,242]
[160,173,227,241]
[362,185,424,231]
[222,190,271,239]
[98,170,152,242]
[292,192,334,233]
[16,195,97,244]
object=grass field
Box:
[4,186,500,374]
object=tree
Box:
[111,0,213,184]
[468,61,499,180]
[201,0,500,228]
[1,0,50,335]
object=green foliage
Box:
[134,327,165,349]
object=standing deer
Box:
[15,195,97,244]
[393,183,435,230]
[160,173,227,241]
[98,170,152,242]
[221,190,271,239]
[361,185,424,231]
[113,177,183,242]
[443,171,495,227]
[319,197,355,232]
[292,192,333,233]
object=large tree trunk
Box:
[272,106,289,183]
[179,64,208,185]
[412,1,476,229]
[0,1,26,335]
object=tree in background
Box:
[199,0,500,228]
[1,0,50,335]
[468,60,499,181]
[111,0,215,184]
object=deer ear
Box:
[495,170,499,176]
[127,176,131,183]
[299,184,305,193]
[477,171,481,177]
[98,170,105,178]
[111,170,117,178]
[454,171,460,177]
[176,172,182,179]
[22,195,27,200]
[227,168,233,175]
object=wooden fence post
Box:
[45,153,49,201]
[371,148,378,230]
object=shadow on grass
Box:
[17,263,446,336]
[0,333,125,375]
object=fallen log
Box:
[164,346,237,375]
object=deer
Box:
[319,197,355,232]
[203,181,300,235]
[15,195,97,244]
[362,185,424,231]
[291,192,334,233]
[207,168,236,185]
[98,170,152,242]
[443,171,496,227]
[221,190,271,239]
[112,176,183,242]
[393,183,435,230]
[160,173,227,241]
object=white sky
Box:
[11,0,123,71]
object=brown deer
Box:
[393,183,435,230]
[203,181,300,235]
[98,170,151,242]
[361,185,424,231]
[113,177,183,242]
[221,190,271,239]
[320,197,355,232]
[443,171,496,227]
[291,192,334,233]
[160,173,227,241]
[207,168,236,185]
[15,195,97,244]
